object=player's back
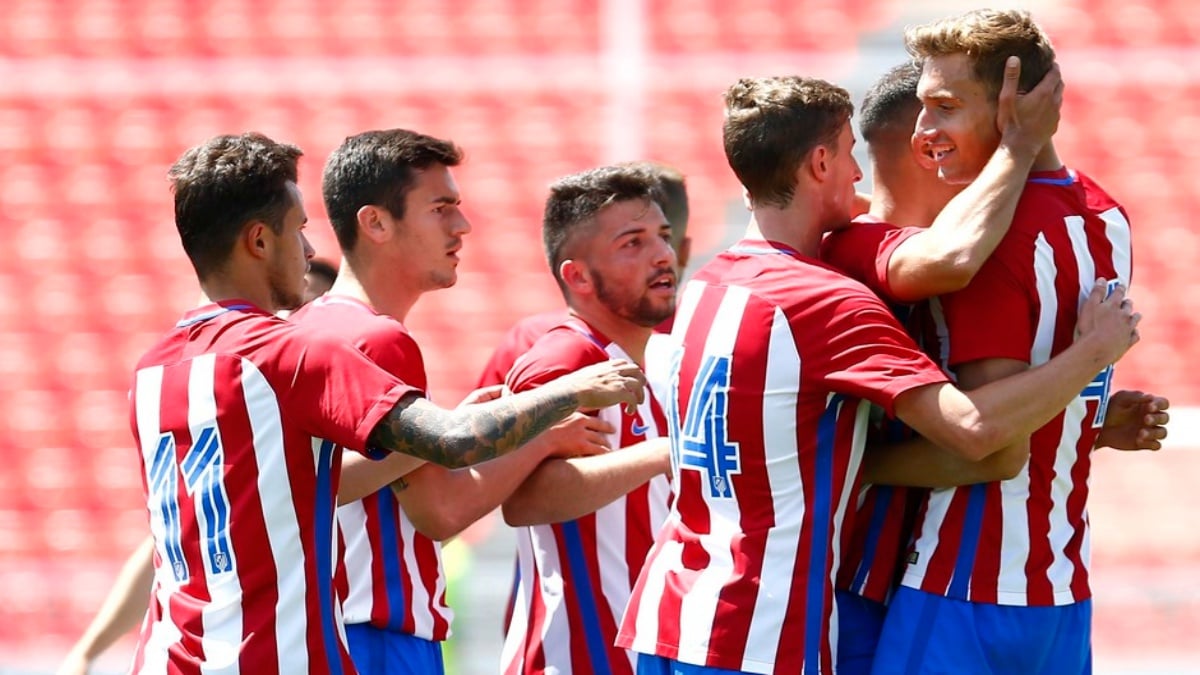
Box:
[619,241,947,674]
[905,168,1133,607]
[129,301,406,674]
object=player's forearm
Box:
[368,385,580,468]
[338,452,426,505]
[949,339,1113,458]
[889,145,1037,302]
[396,441,554,541]
[862,435,1027,487]
[67,536,155,660]
[502,438,670,527]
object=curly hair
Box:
[723,76,854,209]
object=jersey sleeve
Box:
[358,324,429,392]
[936,248,1033,367]
[505,328,607,395]
[820,221,921,303]
[805,290,949,417]
[283,331,418,454]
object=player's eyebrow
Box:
[430,195,461,205]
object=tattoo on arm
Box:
[367,387,579,468]
[390,476,410,494]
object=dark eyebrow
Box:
[431,195,461,206]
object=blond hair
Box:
[905,9,1055,98]
[723,76,853,209]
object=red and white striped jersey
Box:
[128,301,416,675]
[501,319,672,675]
[617,241,949,675]
[821,217,931,604]
[903,168,1133,606]
[290,295,452,641]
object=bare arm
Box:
[892,282,1138,462]
[58,536,154,675]
[339,452,426,505]
[886,58,1065,302]
[366,359,645,468]
[865,359,1032,487]
[502,437,671,527]
[392,414,614,541]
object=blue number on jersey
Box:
[150,426,234,582]
[674,354,741,499]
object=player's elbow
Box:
[939,412,1006,462]
[409,509,467,542]
[501,500,538,528]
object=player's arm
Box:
[865,359,1032,487]
[1095,390,1170,451]
[58,536,154,675]
[389,413,614,541]
[885,58,1064,302]
[338,384,512,505]
[890,282,1138,462]
[366,359,645,468]
[502,437,672,526]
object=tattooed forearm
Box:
[367,386,580,468]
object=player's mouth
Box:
[648,271,677,294]
[928,145,954,164]
[446,240,462,262]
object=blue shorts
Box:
[637,653,750,675]
[344,623,445,675]
[836,590,888,675]
[870,586,1092,675]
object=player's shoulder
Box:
[1073,169,1124,214]
[507,321,609,390]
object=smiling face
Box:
[578,198,677,328]
[914,53,1002,185]
[386,163,471,291]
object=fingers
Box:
[1002,55,1021,96]
[1148,396,1170,412]
[584,416,617,434]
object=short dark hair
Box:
[723,77,854,208]
[620,161,689,250]
[543,165,663,292]
[322,129,463,253]
[860,62,923,148]
[906,9,1056,99]
[168,132,302,279]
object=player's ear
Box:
[559,259,592,295]
[807,145,830,181]
[675,236,692,272]
[357,205,391,244]
[243,221,271,260]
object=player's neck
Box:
[199,270,278,314]
[870,183,950,229]
[332,257,421,323]
[747,204,822,257]
[1031,141,1063,173]
[568,305,653,368]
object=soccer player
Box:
[292,128,613,675]
[823,61,1169,675]
[865,11,1145,674]
[617,76,1139,675]
[125,132,646,673]
[499,165,676,675]
[475,161,690,389]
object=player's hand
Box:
[457,384,505,408]
[559,359,647,414]
[996,56,1063,158]
[529,412,615,459]
[1076,279,1140,364]
[1096,390,1170,451]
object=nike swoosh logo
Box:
[631,421,649,436]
